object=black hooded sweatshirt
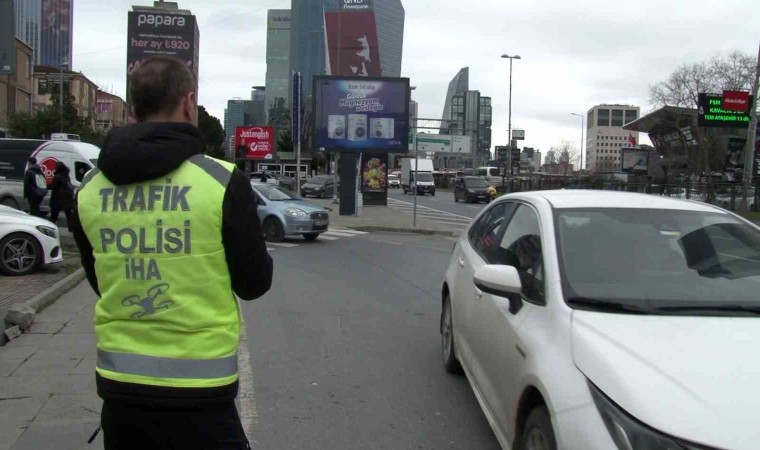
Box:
[70,122,273,406]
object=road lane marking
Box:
[388,198,472,219]
[237,323,257,443]
[323,231,361,238]
[268,242,299,248]
[317,235,340,241]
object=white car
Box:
[0,206,63,275]
[441,190,760,450]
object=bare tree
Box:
[650,52,755,108]
[552,140,580,176]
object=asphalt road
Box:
[388,190,488,219]
[244,231,500,449]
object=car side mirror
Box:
[473,265,523,314]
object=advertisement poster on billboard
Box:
[126,11,199,105]
[697,93,753,128]
[324,0,381,77]
[313,76,410,152]
[235,127,275,160]
[621,148,649,173]
[361,152,388,206]
[40,0,72,68]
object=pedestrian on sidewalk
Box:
[49,161,75,231]
[70,55,273,450]
[23,157,47,217]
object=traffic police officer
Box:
[71,56,272,449]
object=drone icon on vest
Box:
[121,283,173,319]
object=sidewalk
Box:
[0,281,103,450]
[305,198,460,236]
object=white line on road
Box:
[388,198,472,220]
[331,228,368,235]
[323,231,361,238]
[317,235,340,241]
[237,323,257,443]
[268,242,299,248]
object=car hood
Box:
[572,310,760,449]
[0,206,54,226]
[264,200,327,214]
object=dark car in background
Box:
[454,176,491,203]
[301,175,338,199]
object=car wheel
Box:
[303,233,319,241]
[442,294,464,374]
[0,233,43,276]
[1,197,20,209]
[454,194,458,202]
[519,406,557,450]
[263,217,285,243]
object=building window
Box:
[597,109,610,127]
[611,110,624,127]
[624,110,638,124]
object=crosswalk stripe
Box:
[267,247,275,252]
[268,242,299,248]
[330,228,368,235]
[318,235,340,241]
[323,231,360,238]
[430,220,470,226]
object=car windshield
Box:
[310,176,331,185]
[556,208,760,313]
[388,175,398,180]
[464,178,489,188]
[254,185,298,201]
[413,172,433,182]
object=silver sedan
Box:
[251,183,330,242]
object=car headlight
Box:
[284,208,308,218]
[588,381,712,450]
[36,225,57,239]
[467,189,474,194]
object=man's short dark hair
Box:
[129,56,196,121]
[28,157,37,164]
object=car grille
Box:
[311,212,328,220]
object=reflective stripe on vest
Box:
[97,349,238,379]
[187,154,232,187]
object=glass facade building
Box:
[374,0,404,77]
[265,9,291,133]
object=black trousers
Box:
[101,399,250,450]
[28,198,44,217]
[50,207,72,230]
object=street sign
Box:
[513,129,526,140]
[722,90,750,113]
[698,93,753,128]
[415,134,471,154]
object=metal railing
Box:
[497,179,759,212]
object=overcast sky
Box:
[73,0,758,157]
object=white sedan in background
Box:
[0,206,63,275]
[441,190,760,450]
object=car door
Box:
[469,203,546,442]
[253,191,269,224]
[453,202,511,374]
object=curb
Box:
[23,267,86,314]
[349,226,460,237]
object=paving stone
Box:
[0,358,25,377]
[12,356,80,377]
[0,396,47,423]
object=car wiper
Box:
[654,304,760,316]
[566,297,649,314]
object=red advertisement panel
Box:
[234,126,274,160]
[722,90,750,112]
[324,11,381,77]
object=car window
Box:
[469,203,511,263]
[495,205,545,304]
[74,162,91,182]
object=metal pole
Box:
[741,41,760,207]
[508,57,513,169]
[413,141,419,227]
[295,73,302,195]
[59,65,64,133]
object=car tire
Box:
[263,217,285,243]
[1,197,20,209]
[442,294,464,374]
[303,233,319,241]
[519,406,557,450]
[454,194,458,203]
[0,232,43,276]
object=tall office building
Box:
[15,0,73,69]
[265,10,291,134]
[224,89,267,153]
[441,67,468,133]
[374,0,404,77]
[585,104,641,173]
[440,68,492,168]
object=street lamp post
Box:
[571,113,585,172]
[501,54,521,191]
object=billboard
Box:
[621,148,649,174]
[512,129,526,140]
[324,0,381,77]
[234,126,275,160]
[416,134,472,154]
[0,0,14,75]
[697,93,753,128]
[722,90,750,112]
[126,11,199,105]
[313,76,410,152]
[41,0,73,68]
